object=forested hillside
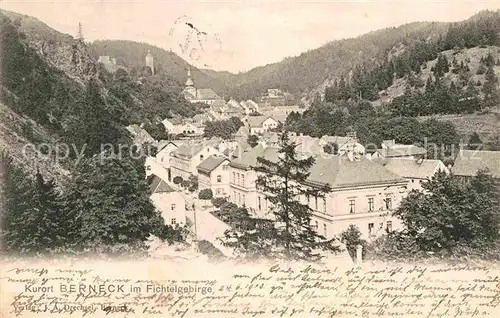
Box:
[285,11,500,162]
[88,40,222,95]
[0,10,186,256]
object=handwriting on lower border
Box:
[1,262,499,317]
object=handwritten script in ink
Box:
[1,261,499,317]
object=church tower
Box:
[183,66,197,99]
[145,50,154,75]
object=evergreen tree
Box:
[482,65,500,108]
[68,78,125,157]
[1,154,37,253]
[63,148,169,251]
[33,172,79,253]
[225,131,340,261]
[1,154,78,255]
[467,132,483,150]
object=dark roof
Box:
[147,175,175,194]
[452,150,500,177]
[197,155,229,173]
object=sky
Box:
[2,0,499,73]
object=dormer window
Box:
[200,155,204,160]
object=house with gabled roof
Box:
[228,144,409,240]
[197,155,231,197]
[169,140,225,180]
[373,157,448,191]
[126,124,156,145]
[452,150,500,178]
[246,115,279,135]
[147,175,186,227]
[369,139,427,159]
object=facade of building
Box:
[246,116,279,135]
[228,145,408,240]
[148,176,186,227]
[169,141,225,180]
[182,67,224,105]
[197,156,231,197]
[156,141,181,170]
[162,118,204,136]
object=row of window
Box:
[232,172,245,186]
[313,221,393,238]
[312,221,328,237]
[305,194,327,213]
[232,190,246,206]
[348,197,392,214]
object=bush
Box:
[173,176,183,185]
[211,197,227,208]
[198,188,213,201]
[340,225,367,260]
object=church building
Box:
[182,67,224,105]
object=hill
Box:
[88,40,225,96]
[0,10,200,179]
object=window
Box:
[171,218,177,225]
[258,197,262,210]
[200,155,204,160]
[306,194,310,204]
[233,172,236,183]
[368,223,374,235]
[222,165,228,170]
[368,198,374,211]
[146,165,151,171]
[171,204,176,211]
[349,200,355,214]
[315,196,318,210]
[323,198,327,213]
[217,175,222,183]
[237,173,240,185]
[379,222,384,229]
[241,174,245,186]
[323,224,327,237]
[314,221,319,230]
[216,188,222,195]
[386,221,393,232]
[385,197,392,210]
[242,194,246,206]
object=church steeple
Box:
[185,66,194,87]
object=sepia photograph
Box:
[0,0,499,317]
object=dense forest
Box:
[286,10,500,160]
[0,11,187,256]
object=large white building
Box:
[228,145,409,240]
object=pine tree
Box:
[32,172,78,253]
[482,65,500,108]
[225,131,340,261]
[1,154,37,254]
[64,148,171,251]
